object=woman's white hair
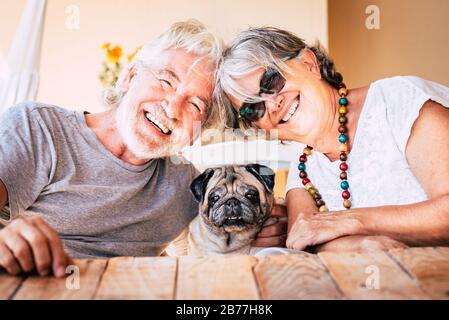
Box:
[103,19,222,128]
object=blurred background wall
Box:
[329,0,449,88]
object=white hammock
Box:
[0,0,47,114]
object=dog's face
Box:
[190,164,275,233]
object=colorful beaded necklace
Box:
[297,82,352,212]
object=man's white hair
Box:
[104,19,222,128]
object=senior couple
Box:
[0,20,448,277]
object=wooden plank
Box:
[13,259,107,300]
[436,247,449,255]
[253,253,343,299]
[319,250,428,299]
[176,255,259,300]
[0,273,24,300]
[389,247,449,299]
[95,257,177,300]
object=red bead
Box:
[342,190,350,199]
[339,82,346,89]
[299,155,307,163]
[302,178,310,185]
[339,162,348,171]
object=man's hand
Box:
[0,216,73,277]
[286,211,363,251]
[253,203,288,247]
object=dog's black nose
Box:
[225,198,239,208]
[225,198,242,216]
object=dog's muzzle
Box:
[223,198,245,227]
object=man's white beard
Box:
[115,104,172,161]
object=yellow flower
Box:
[102,42,111,50]
[127,46,142,62]
[107,45,123,63]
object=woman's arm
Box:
[287,100,449,249]
[354,195,449,245]
[286,188,318,233]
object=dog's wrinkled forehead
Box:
[216,166,248,182]
[210,167,262,192]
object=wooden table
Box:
[1,247,449,300]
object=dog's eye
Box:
[208,194,220,205]
[245,191,259,202]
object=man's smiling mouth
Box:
[279,94,300,124]
[144,112,172,135]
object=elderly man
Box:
[0,20,286,277]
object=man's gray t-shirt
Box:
[0,102,199,258]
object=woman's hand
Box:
[253,203,288,247]
[286,210,363,250]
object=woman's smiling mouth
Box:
[279,95,300,124]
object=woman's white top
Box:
[286,76,449,211]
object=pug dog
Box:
[188,164,276,255]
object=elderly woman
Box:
[215,27,449,252]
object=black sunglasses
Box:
[238,52,299,122]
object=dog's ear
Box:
[245,164,275,193]
[190,168,216,203]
